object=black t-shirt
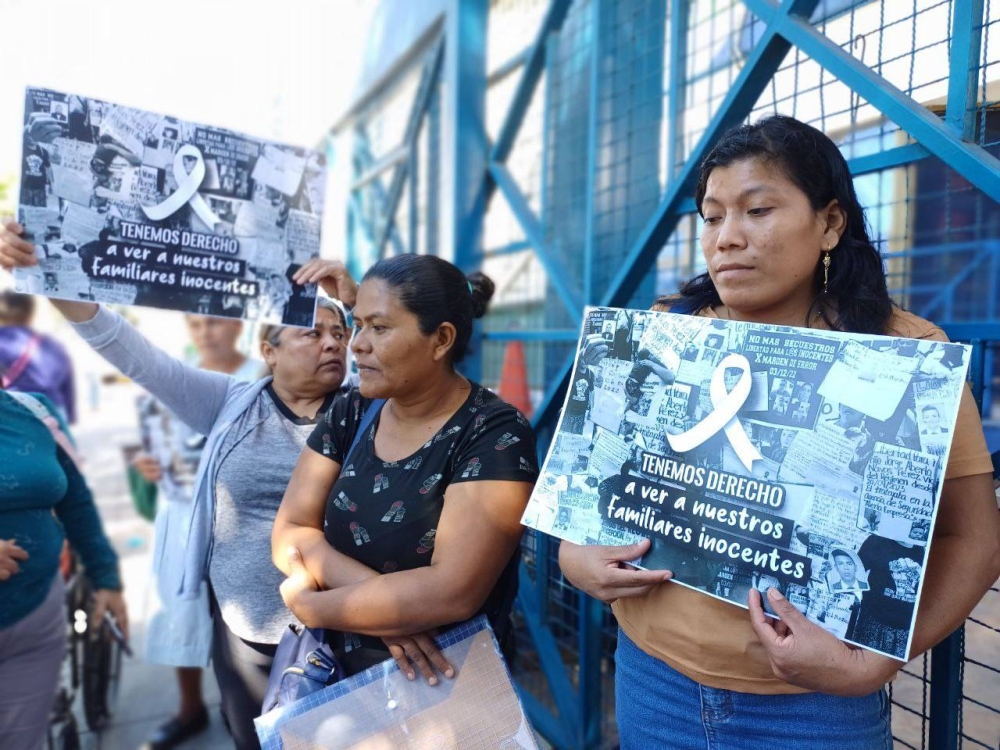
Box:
[22,143,50,189]
[855,535,924,630]
[306,383,539,646]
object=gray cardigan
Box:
[73,307,271,605]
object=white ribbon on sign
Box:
[666,352,762,470]
[140,144,220,227]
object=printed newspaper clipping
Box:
[521,307,971,660]
[15,87,326,326]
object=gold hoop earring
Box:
[822,249,832,293]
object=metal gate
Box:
[332,2,1000,747]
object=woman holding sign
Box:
[558,116,1000,748]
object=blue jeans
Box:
[615,629,892,750]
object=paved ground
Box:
[72,381,230,750]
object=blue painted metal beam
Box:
[532,0,823,431]
[945,0,985,140]
[426,85,440,256]
[488,46,531,86]
[447,0,489,382]
[582,0,602,304]
[666,0,690,183]
[515,564,582,734]
[484,240,531,257]
[578,594,604,748]
[489,162,584,318]
[483,329,580,342]
[744,0,1000,204]
[409,134,419,253]
[847,143,930,176]
[517,689,572,750]
[348,192,375,244]
[376,39,445,254]
[942,323,1000,343]
[490,0,574,168]
[353,134,407,257]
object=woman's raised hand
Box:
[558,538,672,604]
[0,219,38,272]
[292,259,358,310]
[0,219,99,323]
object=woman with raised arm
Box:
[273,254,539,681]
[558,115,1000,749]
[0,224,378,750]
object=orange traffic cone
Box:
[499,341,532,418]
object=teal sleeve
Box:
[53,446,121,591]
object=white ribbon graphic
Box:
[140,144,220,227]
[666,352,762,471]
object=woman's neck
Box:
[388,370,470,425]
[269,380,328,419]
[720,295,834,329]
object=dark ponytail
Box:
[363,255,495,364]
[467,271,495,319]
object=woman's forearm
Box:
[70,306,233,436]
[273,522,377,590]
[909,472,1000,657]
[294,566,477,637]
[910,530,1000,656]
[55,448,120,591]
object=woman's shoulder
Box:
[469,384,528,418]
[223,375,271,410]
[465,385,535,442]
[3,390,62,422]
[322,385,373,427]
[454,384,539,476]
[651,294,678,313]
[885,308,947,341]
[650,295,712,317]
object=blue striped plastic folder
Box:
[254,616,538,749]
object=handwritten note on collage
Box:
[522,307,970,660]
[15,87,325,326]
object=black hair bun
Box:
[467,271,496,319]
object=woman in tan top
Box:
[559,115,1000,748]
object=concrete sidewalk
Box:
[73,382,231,750]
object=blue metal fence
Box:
[335,1,1000,747]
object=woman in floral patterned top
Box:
[273,254,538,682]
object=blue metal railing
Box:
[340,1,1000,747]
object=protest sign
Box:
[15,87,326,326]
[522,307,970,660]
[136,395,205,504]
